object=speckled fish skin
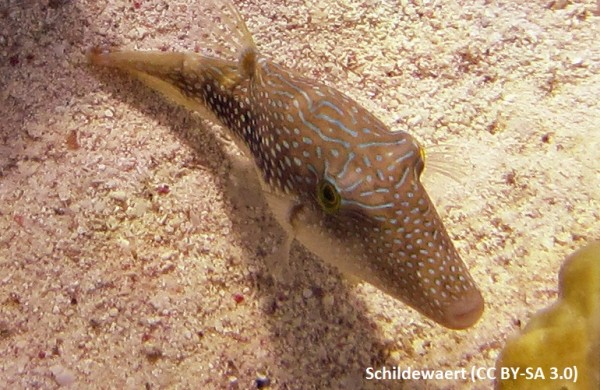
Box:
[89,1,484,329]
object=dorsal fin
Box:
[201,0,259,82]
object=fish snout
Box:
[442,288,484,329]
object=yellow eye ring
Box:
[317,180,341,213]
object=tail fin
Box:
[87,47,236,123]
[88,1,261,88]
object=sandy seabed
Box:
[1,0,599,389]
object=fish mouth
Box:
[441,289,485,330]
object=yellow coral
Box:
[496,241,600,390]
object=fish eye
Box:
[317,180,341,213]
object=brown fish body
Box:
[89,1,483,329]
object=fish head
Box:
[290,131,484,329]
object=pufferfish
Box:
[89,0,484,329]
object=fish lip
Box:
[441,289,485,330]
